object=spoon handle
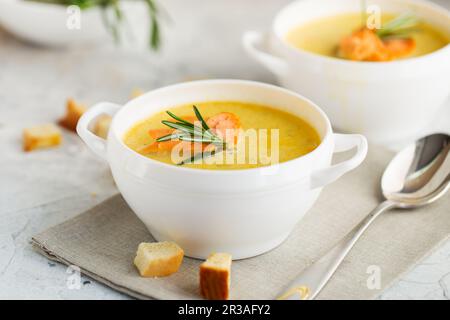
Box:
[277,200,397,300]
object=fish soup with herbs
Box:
[123,101,321,170]
[285,13,449,62]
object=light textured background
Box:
[0,0,449,299]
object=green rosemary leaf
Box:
[193,105,210,131]
[161,120,195,133]
[166,111,193,125]
[376,13,419,38]
[178,136,220,144]
[160,121,207,139]
[161,120,217,139]
[177,146,224,166]
[381,29,421,40]
[156,132,185,142]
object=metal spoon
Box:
[278,133,450,300]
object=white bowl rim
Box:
[273,0,450,67]
[110,79,333,176]
[4,0,79,10]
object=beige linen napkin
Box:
[32,145,450,299]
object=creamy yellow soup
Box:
[285,13,449,60]
[123,101,321,170]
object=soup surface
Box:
[285,13,449,60]
[123,101,321,170]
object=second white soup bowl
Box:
[243,0,450,145]
[77,80,367,259]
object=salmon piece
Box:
[339,27,416,62]
[140,139,204,155]
[148,128,174,139]
[206,112,241,145]
[383,38,415,59]
[339,28,391,61]
[157,140,181,152]
[138,140,186,154]
[139,139,213,157]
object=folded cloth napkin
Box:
[32,145,450,299]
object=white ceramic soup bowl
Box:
[0,0,148,47]
[77,80,367,259]
[243,0,450,145]
[0,0,105,46]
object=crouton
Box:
[199,253,232,300]
[59,98,87,132]
[23,124,62,152]
[134,242,184,277]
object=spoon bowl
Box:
[382,133,450,208]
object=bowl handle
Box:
[242,31,288,76]
[76,102,121,161]
[310,134,368,189]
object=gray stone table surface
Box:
[0,0,449,299]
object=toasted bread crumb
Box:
[93,115,112,139]
[59,98,87,132]
[134,242,184,277]
[200,253,232,300]
[23,124,62,152]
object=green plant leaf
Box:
[376,13,419,38]
[193,105,210,131]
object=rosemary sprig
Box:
[376,13,419,39]
[166,111,190,124]
[160,120,217,143]
[27,0,162,50]
[193,105,210,131]
[177,145,224,166]
[156,106,226,165]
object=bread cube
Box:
[23,124,62,152]
[134,242,184,277]
[200,252,232,300]
[59,98,87,132]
